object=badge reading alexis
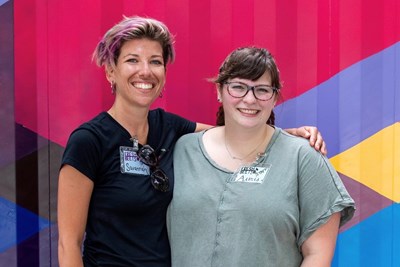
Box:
[231,164,271,184]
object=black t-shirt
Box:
[61,109,196,267]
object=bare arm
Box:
[58,165,94,267]
[284,126,327,155]
[195,123,212,132]
[300,212,341,267]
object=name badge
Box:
[231,164,271,184]
[120,146,150,175]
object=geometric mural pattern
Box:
[276,42,400,265]
[331,123,400,203]
[276,41,400,265]
[1,0,399,266]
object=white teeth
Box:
[133,82,153,89]
[239,108,258,114]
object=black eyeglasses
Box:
[137,145,169,192]
[225,81,277,101]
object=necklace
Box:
[224,134,265,161]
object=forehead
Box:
[119,38,163,57]
[233,71,272,84]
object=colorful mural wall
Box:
[0,0,399,266]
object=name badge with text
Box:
[231,164,271,184]
[119,146,150,175]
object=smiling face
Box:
[106,38,166,108]
[218,71,277,129]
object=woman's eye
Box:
[232,85,246,90]
[257,87,272,94]
[151,60,164,65]
[257,88,268,94]
[126,58,138,63]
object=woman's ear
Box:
[105,65,114,83]
[273,89,281,106]
[216,83,223,102]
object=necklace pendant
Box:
[255,152,266,161]
[130,136,139,152]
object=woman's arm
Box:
[58,165,94,267]
[195,123,212,132]
[195,123,327,155]
[300,212,341,267]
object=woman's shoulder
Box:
[149,108,196,132]
[176,130,202,144]
[272,127,323,160]
[67,112,115,145]
[149,108,186,121]
[77,112,114,133]
[276,127,314,148]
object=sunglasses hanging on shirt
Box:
[137,145,169,192]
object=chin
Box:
[234,120,259,128]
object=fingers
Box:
[303,126,328,156]
[303,126,317,146]
[320,141,328,156]
[283,126,328,156]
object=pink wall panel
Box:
[3,0,399,266]
[14,0,399,147]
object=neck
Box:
[223,125,271,162]
[107,104,149,143]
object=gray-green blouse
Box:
[167,128,355,267]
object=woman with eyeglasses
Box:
[58,16,328,267]
[168,47,355,267]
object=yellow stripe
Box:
[330,123,400,202]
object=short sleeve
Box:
[297,147,355,246]
[61,127,102,181]
[166,111,196,137]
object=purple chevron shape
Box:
[338,172,393,232]
[0,123,50,168]
[275,42,400,158]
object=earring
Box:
[159,88,165,98]
[110,82,116,94]
[217,98,222,103]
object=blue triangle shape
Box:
[0,197,51,252]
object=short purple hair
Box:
[93,16,175,68]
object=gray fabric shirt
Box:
[167,128,355,267]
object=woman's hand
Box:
[285,126,327,155]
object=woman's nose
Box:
[242,88,257,103]
[138,62,151,77]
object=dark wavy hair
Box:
[212,47,281,126]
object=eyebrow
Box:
[123,53,163,59]
[232,80,272,87]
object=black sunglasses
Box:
[137,145,169,192]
